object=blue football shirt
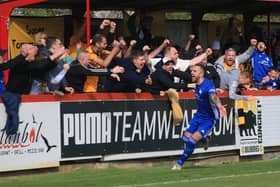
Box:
[251,51,273,83]
[194,78,219,120]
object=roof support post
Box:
[71,4,86,43]
[267,12,271,55]
[243,12,257,41]
[191,10,204,37]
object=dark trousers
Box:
[0,91,21,135]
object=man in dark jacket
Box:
[104,51,151,92]
[0,45,38,134]
[0,44,62,135]
[143,59,193,95]
[66,51,124,93]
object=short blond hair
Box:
[34,32,47,45]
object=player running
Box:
[172,64,226,170]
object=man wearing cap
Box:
[140,59,194,125]
[142,59,193,95]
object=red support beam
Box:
[0,0,47,53]
[0,0,46,83]
[86,0,91,47]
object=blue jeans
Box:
[0,91,21,135]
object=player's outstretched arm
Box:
[209,94,227,117]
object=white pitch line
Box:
[114,170,280,187]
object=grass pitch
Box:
[1,158,280,187]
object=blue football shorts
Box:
[186,116,216,138]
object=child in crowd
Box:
[237,71,258,92]
[261,67,280,91]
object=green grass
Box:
[1,159,280,187]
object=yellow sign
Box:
[8,17,64,58]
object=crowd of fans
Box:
[2,17,280,97]
[1,14,280,134]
